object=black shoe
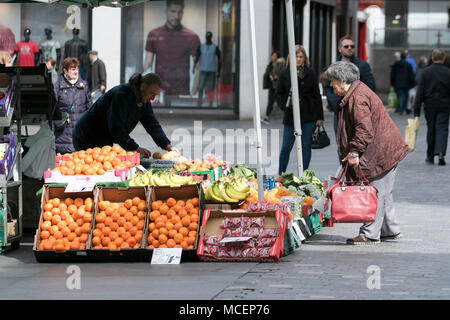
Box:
[406,110,411,115]
[261,118,270,125]
[438,154,446,166]
[380,233,403,241]
[425,156,434,164]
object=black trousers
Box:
[424,106,450,157]
[265,88,276,117]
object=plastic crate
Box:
[0,135,16,178]
[309,211,322,234]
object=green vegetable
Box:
[228,163,257,180]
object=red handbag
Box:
[326,164,378,223]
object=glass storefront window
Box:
[122,0,237,109]
[0,3,91,78]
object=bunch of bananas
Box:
[129,170,196,187]
[204,177,252,203]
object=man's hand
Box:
[342,152,359,166]
[100,85,106,92]
[166,145,180,155]
[136,147,151,159]
[316,120,324,127]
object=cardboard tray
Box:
[44,168,130,184]
[88,186,149,262]
[33,186,98,263]
[142,184,203,262]
[197,209,287,262]
[55,152,140,168]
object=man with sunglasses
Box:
[325,35,376,134]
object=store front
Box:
[121,0,238,111]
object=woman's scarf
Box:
[64,73,78,85]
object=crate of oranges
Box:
[44,145,139,184]
[33,186,97,262]
[89,186,148,262]
[143,184,203,262]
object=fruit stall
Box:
[30,146,327,263]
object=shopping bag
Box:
[311,125,330,149]
[387,87,397,108]
[326,164,378,223]
[404,117,419,152]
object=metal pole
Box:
[248,0,265,202]
[285,0,303,176]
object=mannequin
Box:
[39,28,61,69]
[63,28,88,79]
[13,28,39,67]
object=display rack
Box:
[0,64,58,253]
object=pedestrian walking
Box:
[413,49,450,166]
[45,58,58,84]
[324,35,376,134]
[390,52,415,115]
[415,56,428,85]
[53,57,92,154]
[276,45,323,174]
[87,50,107,93]
[262,51,284,124]
[325,61,409,245]
[404,50,417,73]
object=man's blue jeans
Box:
[278,122,316,175]
[396,89,409,113]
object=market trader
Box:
[72,73,176,158]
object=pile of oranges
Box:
[91,197,146,250]
[55,145,136,176]
[147,197,199,249]
[38,197,93,251]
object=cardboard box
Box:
[142,184,203,262]
[197,209,287,262]
[33,185,97,263]
[88,186,149,262]
[43,168,130,184]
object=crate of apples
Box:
[91,189,147,251]
[36,195,94,252]
[146,196,200,250]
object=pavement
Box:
[1,106,449,300]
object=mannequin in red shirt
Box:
[13,28,40,67]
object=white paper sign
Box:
[151,248,182,264]
[291,223,305,244]
[65,180,95,193]
[220,237,252,244]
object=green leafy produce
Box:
[281,170,323,199]
[228,163,257,180]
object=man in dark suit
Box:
[87,50,107,93]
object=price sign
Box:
[65,180,95,193]
[151,248,182,264]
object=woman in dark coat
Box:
[276,45,324,174]
[325,61,409,245]
[53,57,91,154]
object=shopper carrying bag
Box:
[311,125,330,149]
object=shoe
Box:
[425,156,434,164]
[438,154,446,166]
[261,118,270,125]
[406,110,411,115]
[380,233,403,241]
[346,234,380,245]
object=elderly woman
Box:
[276,45,323,174]
[325,61,409,245]
[53,57,91,154]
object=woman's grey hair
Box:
[325,61,360,84]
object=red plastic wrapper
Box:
[260,228,279,238]
[256,237,277,248]
[228,247,242,258]
[242,227,263,238]
[203,236,223,246]
[256,247,271,257]
[220,217,242,229]
[223,227,243,237]
[203,245,219,256]
[241,216,265,228]
[217,247,230,258]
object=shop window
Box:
[122,0,237,109]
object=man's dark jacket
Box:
[88,58,107,91]
[324,55,376,112]
[414,63,450,117]
[72,75,170,151]
[276,66,324,125]
[390,59,415,90]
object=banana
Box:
[220,184,239,203]
[153,173,167,186]
[142,174,150,185]
[225,183,249,200]
[233,180,250,193]
[209,183,225,202]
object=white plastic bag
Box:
[405,117,419,152]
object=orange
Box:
[55,243,65,251]
[172,205,182,213]
[111,212,120,222]
[105,207,114,216]
[171,215,181,224]
[93,245,103,249]
[184,203,194,211]
[96,223,105,230]
[159,227,169,236]
[104,217,113,227]
[181,216,191,227]
[74,198,84,208]
[148,235,155,243]
[75,218,83,227]
[58,203,68,211]
[137,211,145,220]
[131,216,139,226]
[176,200,185,207]
[79,233,88,243]
[51,207,61,216]
[52,198,61,207]
[117,227,126,236]
[130,206,138,215]
[109,231,118,241]
[178,209,188,219]
[166,210,176,219]
[95,213,106,223]
[118,206,127,216]
[174,233,184,244]
[174,222,183,231]
[84,200,93,212]
[81,223,91,234]
[126,237,136,247]
[166,197,176,208]
[101,237,111,246]
[155,221,165,229]
[168,229,177,239]
[51,215,62,225]
[188,222,198,231]
[65,198,74,206]
[124,199,133,209]
[121,242,130,249]
[166,222,174,231]
[158,234,168,244]
[129,226,138,236]
[190,198,199,207]
[303,196,314,206]
[43,211,53,221]
[54,231,63,239]
[124,221,133,231]
[151,201,162,211]
[110,222,119,232]
[159,204,169,214]
[124,212,133,222]
[137,200,146,211]
[109,243,118,251]
[187,236,196,245]
[57,221,67,230]
[122,232,131,241]
[114,237,124,247]
[151,229,160,239]
[117,217,126,227]
[102,226,111,236]
[132,197,141,207]
[74,226,82,237]
[159,244,168,249]
[135,232,143,242]
[160,215,168,223]
[61,227,71,237]
[83,213,93,223]
[40,230,50,239]
[92,236,101,246]
[41,221,52,231]
[188,231,197,238]
[149,210,160,221]
[152,240,160,248]
[180,241,189,249]
[68,204,78,215]
[149,222,156,232]
[60,211,69,221]
[98,201,110,211]
[179,227,189,237]
[166,239,176,248]
[43,241,54,250]
[190,214,199,223]
[190,208,199,216]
